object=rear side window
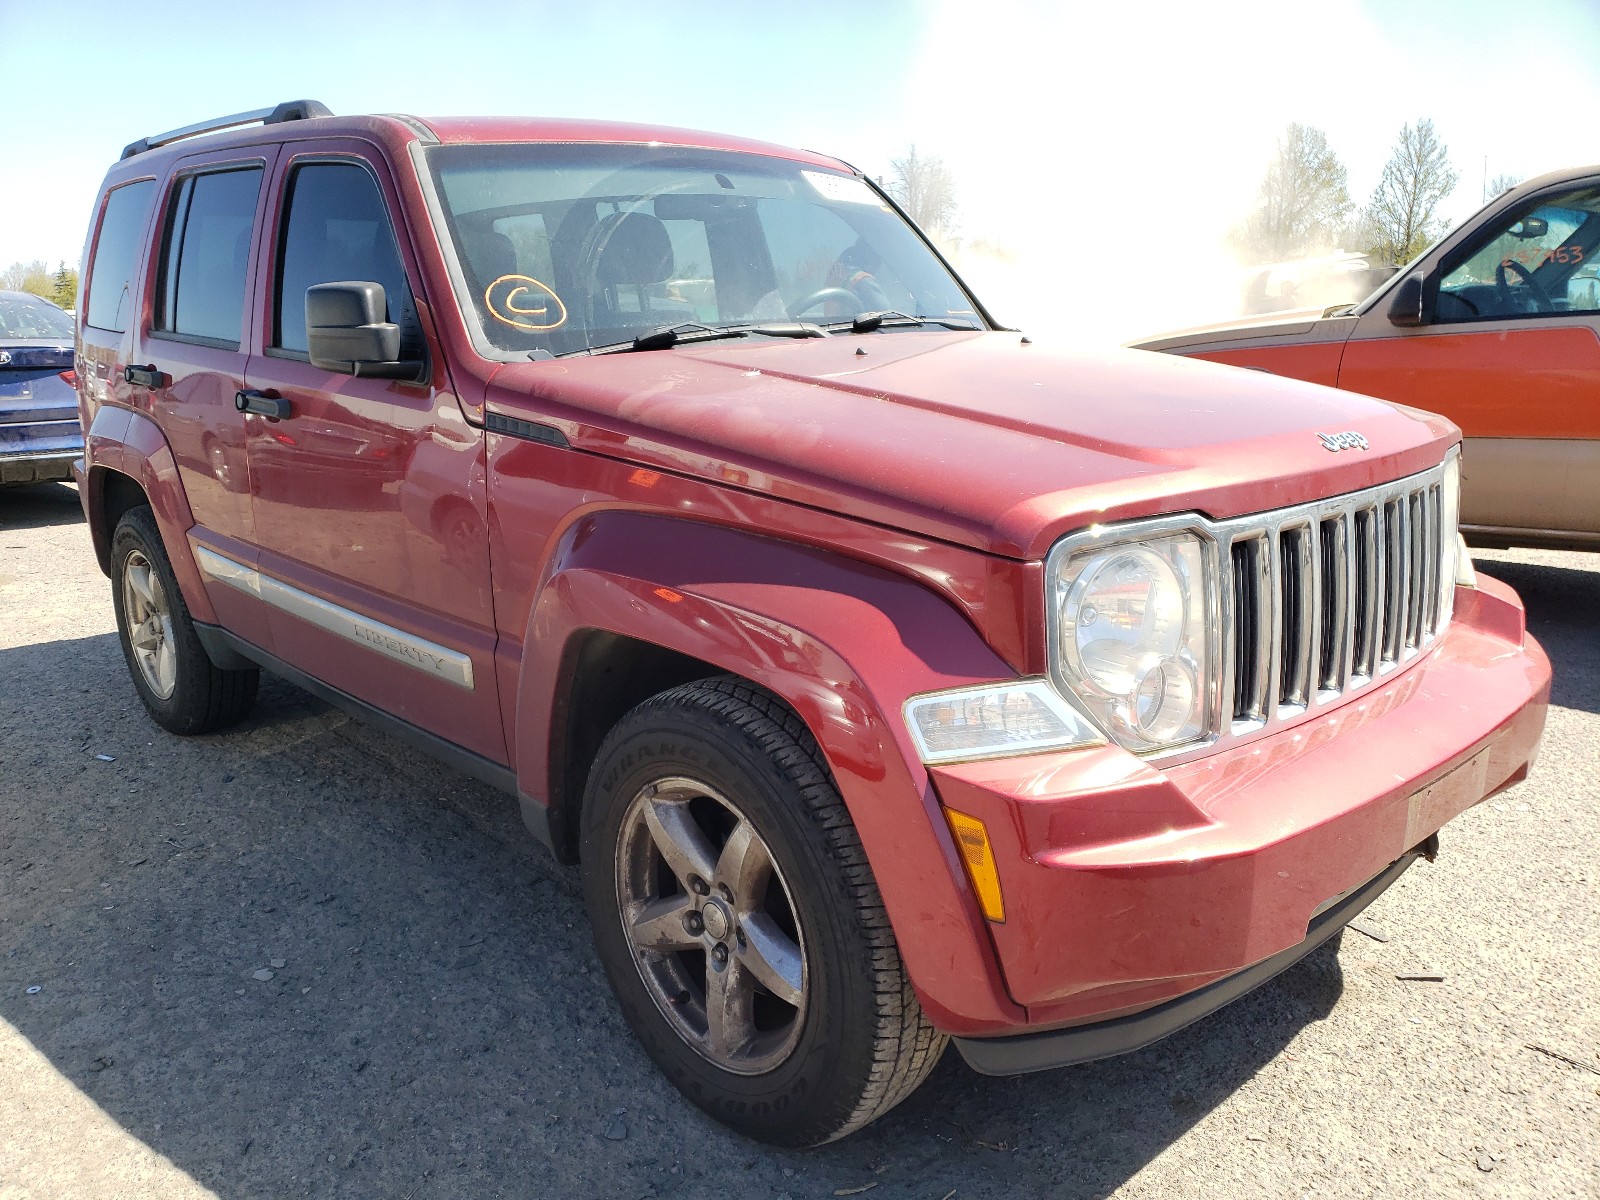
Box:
[85,180,156,333]
[156,167,264,346]
[273,162,417,356]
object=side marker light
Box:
[943,807,1005,923]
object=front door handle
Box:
[125,364,169,388]
[235,389,292,420]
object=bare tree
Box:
[1233,124,1352,262]
[1484,172,1522,201]
[887,145,957,237]
[1366,119,1459,265]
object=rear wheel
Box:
[110,505,258,734]
[580,676,945,1146]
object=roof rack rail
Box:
[120,100,333,160]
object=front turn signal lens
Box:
[903,680,1101,764]
[943,807,1005,923]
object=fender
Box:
[83,403,217,625]
[516,511,1028,1033]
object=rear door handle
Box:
[125,364,169,388]
[235,389,292,420]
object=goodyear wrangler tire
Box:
[580,676,946,1146]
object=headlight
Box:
[1048,530,1217,754]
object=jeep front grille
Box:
[1220,463,1450,737]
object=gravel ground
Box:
[1,481,1596,1200]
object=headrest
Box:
[459,228,517,287]
[593,211,674,285]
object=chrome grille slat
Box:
[1318,514,1350,696]
[1383,497,1407,666]
[1427,484,1444,632]
[1352,507,1376,681]
[1223,460,1453,749]
[1229,538,1269,724]
[1265,529,1283,727]
[1277,522,1314,712]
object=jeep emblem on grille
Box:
[1317,431,1369,453]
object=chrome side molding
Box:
[194,547,474,690]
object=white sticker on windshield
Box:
[803,171,878,205]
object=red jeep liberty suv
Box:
[74,101,1550,1146]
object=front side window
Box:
[156,167,264,346]
[85,180,156,333]
[1437,184,1600,320]
[273,162,418,356]
[425,143,982,357]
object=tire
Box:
[580,676,946,1146]
[110,505,258,734]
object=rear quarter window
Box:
[84,180,157,333]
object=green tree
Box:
[887,145,958,238]
[1,259,54,299]
[52,262,79,311]
[1234,124,1353,262]
[1366,119,1459,265]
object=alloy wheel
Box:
[614,776,807,1075]
[122,549,177,699]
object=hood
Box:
[485,330,1455,560]
[1128,312,1358,354]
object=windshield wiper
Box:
[570,321,826,356]
[824,311,983,334]
[847,310,923,332]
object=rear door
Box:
[1340,177,1600,543]
[242,141,504,763]
[132,146,282,646]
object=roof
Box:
[110,101,853,177]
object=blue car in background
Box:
[0,290,80,486]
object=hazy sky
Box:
[5,0,1596,340]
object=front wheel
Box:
[580,677,945,1146]
[110,505,258,734]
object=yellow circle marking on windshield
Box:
[485,275,568,332]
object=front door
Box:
[242,144,504,763]
[1340,179,1600,542]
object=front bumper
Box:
[928,573,1549,1050]
[954,839,1427,1074]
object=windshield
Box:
[424,143,983,356]
[0,292,74,341]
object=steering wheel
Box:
[788,286,860,319]
[1495,258,1554,313]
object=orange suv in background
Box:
[1135,167,1600,551]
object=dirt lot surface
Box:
[2,480,1596,1200]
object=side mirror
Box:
[306,282,422,379]
[1387,274,1430,328]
